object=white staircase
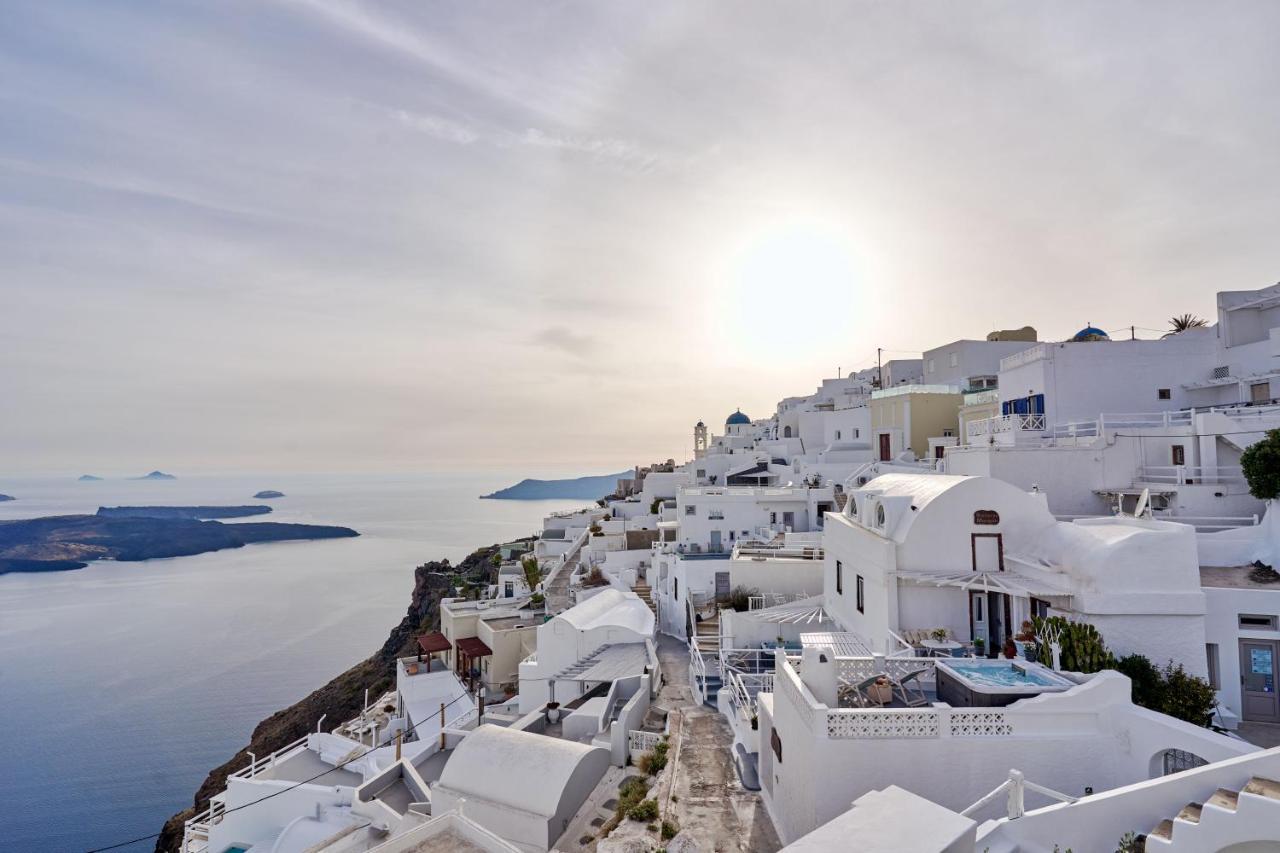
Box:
[1143,775,1280,851]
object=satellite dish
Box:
[1133,488,1151,519]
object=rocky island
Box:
[78,474,103,481]
[134,470,177,480]
[480,470,628,500]
[253,490,286,499]
[0,513,358,575]
[97,505,273,520]
[0,494,14,502]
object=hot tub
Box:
[934,659,1075,707]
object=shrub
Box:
[583,566,607,587]
[1032,616,1114,673]
[661,819,679,840]
[627,798,659,822]
[638,739,670,776]
[1242,429,1280,501]
[1248,561,1280,584]
[725,585,759,612]
[521,556,541,590]
[1114,653,1217,727]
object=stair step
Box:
[1148,819,1173,841]
[1206,788,1240,812]
[1243,776,1280,801]
[1175,803,1202,824]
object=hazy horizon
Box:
[5,1,1280,475]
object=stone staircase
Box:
[632,580,657,619]
[1143,775,1280,851]
[695,611,721,654]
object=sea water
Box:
[0,472,589,852]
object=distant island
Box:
[78,474,103,481]
[96,505,273,520]
[480,471,629,500]
[134,470,177,480]
[254,490,285,499]
[0,494,14,502]
[0,514,358,575]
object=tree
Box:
[1168,313,1209,334]
[1241,428,1280,501]
[520,556,542,591]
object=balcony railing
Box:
[999,343,1048,371]
[966,413,1045,442]
[1136,465,1245,486]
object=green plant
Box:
[661,819,679,840]
[650,497,663,515]
[521,556,542,590]
[1168,314,1209,334]
[931,627,948,642]
[1114,654,1217,727]
[627,798,659,822]
[639,739,670,775]
[1032,616,1114,673]
[491,553,502,567]
[1241,429,1280,501]
[583,566,607,587]
[1116,830,1140,852]
[529,592,545,606]
[589,523,603,535]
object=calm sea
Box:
[0,473,589,853]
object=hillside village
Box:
[179,282,1280,853]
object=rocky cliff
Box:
[155,543,501,852]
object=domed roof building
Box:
[726,409,751,425]
[1070,324,1111,342]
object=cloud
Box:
[393,109,479,145]
[530,326,599,358]
[516,128,667,174]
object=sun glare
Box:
[714,217,864,361]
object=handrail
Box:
[961,769,1076,820]
[229,734,308,781]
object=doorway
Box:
[970,591,1011,658]
[879,433,891,461]
[1240,639,1279,723]
[709,530,722,553]
[1251,382,1272,405]
[971,533,1004,572]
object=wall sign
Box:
[974,510,1000,525]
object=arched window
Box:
[876,504,886,527]
[783,425,792,438]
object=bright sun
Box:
[714,217,864,361]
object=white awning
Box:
[554,643,650,682]
[799,631,874,657]
[893,568,1070,598]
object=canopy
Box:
[455,636,493,658]
[554,643,650,682]
[799,631,873,657]
[894,568,1070,598]
[417,632,452,654]
[740,595,833,625]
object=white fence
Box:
[628,729,664,754]
[826,706,1013,740]
[1136,465,1245,486]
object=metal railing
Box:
[1135,465,1245,485]
[228,734,308,781]
[967,413,1046,441]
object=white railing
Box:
[734,545,825,561]
[229,734,308,781]
[1213,401,1280,419]
[182,798,223,853]
[1162,514,1260,531]
[725,668,775,718]
[961,769,1076,820]
[999,343,1048,372]
[628,730,663,753]
[826,704,1011,740]
[1135,465,1245,485]
[966,413,1046,442]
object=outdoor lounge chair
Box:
[838,673,890,708]
[892,667,931,707]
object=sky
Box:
[3,1,1280,477]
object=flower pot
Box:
[546,703,561,723]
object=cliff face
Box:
[155,544,500,852]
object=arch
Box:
[783,425,793,438]
[1149,747,1208,778]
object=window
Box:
[875,504,885,527]
[853,428,860,438]
[696,469,706,479]
[504,581,514,598]
[856,575,865,613]
[685,505,696,516]
[1206,643,1220,689]
[927,358,935,374]
[674,577,678,600]
[942,428,954,437]
[836,560,843,595]
[835,430,842,440]
[771,727,783,763]
[949,352,959,368]
[1030,597,1050,619]
[1157,388,1171,400]
[770,511,777,524]
[1171,445,1185,466]
[1239,614,1278,630]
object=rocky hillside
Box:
[155,543,501,852]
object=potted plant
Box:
[1013,621,1036,659]
[750,713,759,730]
[776,635,785,649]
[545,701,561,723]
[867,676,893,706]
[930,628,949,643]
[1003,637,1017,659]
[973,637,986,657]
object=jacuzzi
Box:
[934,659,1075,707]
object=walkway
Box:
[604,634,780,852]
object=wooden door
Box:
[1251,382,1272,404]
[879,433,891,461]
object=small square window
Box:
[1158,388,1171,400]
[1239,614,1278,630]
[685,505,696,516]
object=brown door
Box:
[1171,445,1185,466]
[879,433,891,461]
[1251,382,1272,404]
[1240,639,1279,723]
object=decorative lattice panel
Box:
[827,710,940,739]
[948,710,1013,737]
